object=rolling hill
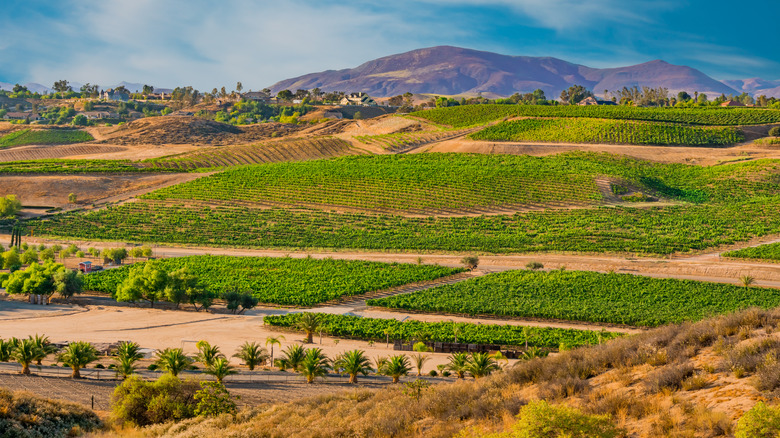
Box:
[269,46,739,98]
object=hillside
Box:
[723,78,780,98]
[269,46,738,98]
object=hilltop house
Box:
[81,111,111,119]
[721,100,745,107]
[101,89,130,102]
[242,91,270,102]
[340,92,377,106]
[3,112,43,121]
[577,96,617,106]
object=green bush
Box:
[736,402,780,438]
[111,374,200,426]
[194,381,238,417]
[511,400,623,438]
[0,388,102,437]
[769,126,780,137]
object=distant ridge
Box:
[269,46,741,98]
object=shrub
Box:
[0,388,102,436]
[511,400,623,438]
[194,381,237,417]
[644,362,694,393]
[769,126,780,137]
[736,402,780,438]
[111,374,200,426]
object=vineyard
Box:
[470,118,743,146]
[81,255,461,306]
[0,129,94,147]
[0,159,170,174]
[144,137,356,170]
[0,144,128,163]
[355,128,478,153]
[724,243,780,261]
[142,154,610,214]
[28,196,780,255]
[411,104,780,128]
[263,313,622,348]
[367,270,780,327]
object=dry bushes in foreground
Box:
[0,387,102,437]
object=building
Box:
[78,261,93,273]
[2,112,43,121]
[577,96,617,106]
[101,89,130,102]
[340,92,378,106]
[242,91,270,102]
[721,100,745,107]
[81,111,111,119]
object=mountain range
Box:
[0,81,172,94]
[269,46,780,99]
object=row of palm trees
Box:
[0,335,98,378]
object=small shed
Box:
[721,100,745,107]
[78,261,92,273]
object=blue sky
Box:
[1,0,778,90]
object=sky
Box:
[0,0,778,91]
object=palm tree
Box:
[206,357,237,383]
[381,354,411,384]
[299,348,330,384]
[296,313,322,344]
[265,336,284,368]
[334,350,373,384]
[115,355,137,379]
[411,353,430,376]
[232,341,269,371]
[446,352,470,379]
[374,356,389,375]
[29,334,58,366]
[277,344,307,372]
[115,341,144,362]
[195,340,224,368]
[465,352,501,379]
[155,348,193,377]
[12,339,41,375]
[0,339,15,362]
[58,341,99,379]
[740,275,755,289]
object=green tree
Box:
[333,349,373,384]
[205,357,237,383]
[465,352,501,379]
[165,267,200,309]
[115,355,138,380]
[295,313,322,343]
[154,348,193,377]
[299,348,330,384]
[411,353,430,376]
[2,248,21,271]
[194,381,237,417]
[20,248,38,265]
[29,334,58,366]
[736,402,780,438]
[5,261,68,297]
[116,261,168,307]
[114,341,143,379]
[195,340,224,368]
[276,89,293,101]
[111,374,199,426]
[265,336,284,367]
[52,80,72,93]
[0,195,22,217]
[277,344,307,371]
[381,354,411,384]
[142,85,154,96]
[0,338,15,362]
[513,400,623,438]
[12,338,42,375]
[232,341,269,371]
[223,289,258,314]
[446,352,470,379]
[58,341,99,378]
[740,275,755,289]
[53,267,82,299]
[560,85,593,105]
[72,114,88,126]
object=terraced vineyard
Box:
[470,118,744,146]
[412,104,780,128]
[368,270,780,327]
[0,144,127,162]
[82,255,461,306]
[724,242,780,261]
[142,154,610,215]
[264,313,622,348]
[144,137,355,170]
[0,159,169,174]
[0,129,94,147]
[355,128,479,153]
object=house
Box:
[81,111,111,119]
[577,96,617,106]
[101,89,130,102]
[721,100,745,107]
[340,92,378,106]
[78,261,93,273]
[3,112,43,121]
[242,91,270,102]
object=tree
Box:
[446,352,469,379]
[116,261,168,307]
[165,267,200,309]
[461,255,479,270]
[204,357,236,383]
[465,352,501,379]
[102,247,128,265]
[155,348,193,377]
[58,341,99,378]
[53,268,82,299]
[296,313,322,343]
[67,193,77,204]
[29,334,58,365]
[195,340,224,368]
[740,275,755,289]
[112,374,200,426]
[2,248,21,271]
[560,85,593,105]
[768,126,780,137]
[72,114,88,126]
[53,80,72,93]
[0,338,15,362]
[12,338,42,375]
[265,336,284,367]
[736,402,780,438]
[0,195,22,217]
[232,341,268,371]
[411,353,430,376]
[236,82,243,94]
[381,354,411,384]
[5,261,71,298]
[333,350,373,384]
[142,85,154,96]
[194,381,237,417]
[12,84,28,94]
[299,348,330,384]
[677,91,691,102]
[276,89,293,101]
[114,341,143,379]
[20,248,38,265]
[277,344,306,371]
[223,289,258,314]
